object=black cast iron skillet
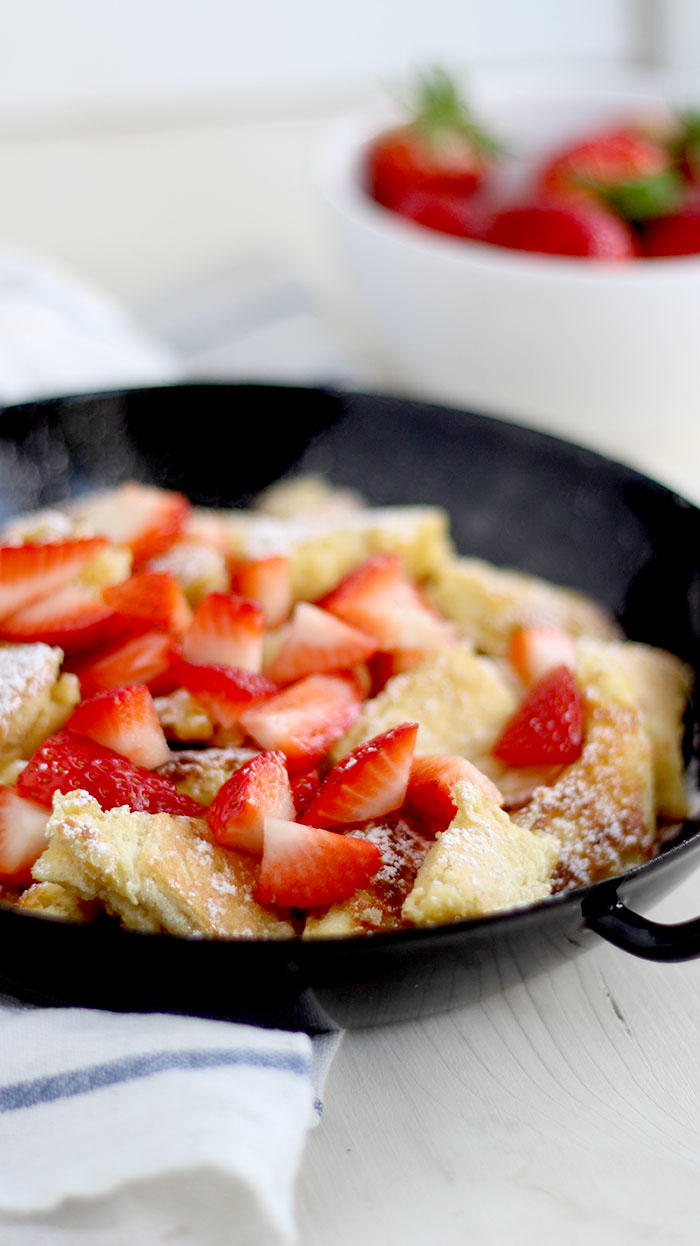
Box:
[0,382,699,1033]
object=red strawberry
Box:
[492,665,583,766]
[67,482,190,564]
[240,673,363,773]
[539,125,679,220]
[403,754,504,834]
[18,728,202,816]
[103,571,193,636]
[266,602,377,684]
[0,787,50,884]
[71,631,183,697]
[206,750,294,853]
[173,660,278,730]
[301,722,418,827]
[66,684,170,769]
[482,199,640,259]
[368,648,427,694]
[387,187,489,238]
[507,625,577,685]
[320,554,455,652]
[182,593,265,672]
[0,538,107,619]
[0,584,116,653]
[642,204,700,256]
[256,816,382,908]
[229,555,292,627]
[367,68,500,211]
[290,768,322,817]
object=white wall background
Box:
[0,0,651,132]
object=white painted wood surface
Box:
[2,91,700,1246]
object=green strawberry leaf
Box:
[405,66,507,156]
[583,171,684,221]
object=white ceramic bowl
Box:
[316,67,700,492]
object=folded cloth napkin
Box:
[0,247,348,1244]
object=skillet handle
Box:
[585,896,700,962]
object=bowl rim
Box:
[316,65,700,282]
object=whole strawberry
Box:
[539,124,682,222]
[481,198,639,259]
[366,68,502,214]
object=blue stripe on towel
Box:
[0,1048,314,1113]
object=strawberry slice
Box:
[267,602,377,684]
[18,728,202,816]
[320,554,455,652]
[0,583,116,653]
[71,630,183,697]
[103,571,193,637]
[403,754,504,834]
[0,787,50,884]
[67,482,190,564]
[368,648,427,694]
[492,665,583,766]
[256,816,382,908]
[206,750,294,853]
[291,768,322,817]
[507,625,577,685]
[229,555,292,627]
[182,593,265,672]
[0,537,107,619]
[240,673,363,773]
[173,660,278,730]
[302,722,418,828]
[66,684,171,769]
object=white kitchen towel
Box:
[0,246,349,1244]
[0,1003,338,1246]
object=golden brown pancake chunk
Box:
[156,746,259,805]
[0,643,79,765]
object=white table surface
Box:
[1,109,700,1246]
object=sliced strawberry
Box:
[320,554,455,652]
[173,660,278,730]
[206,750,294,853]
[18,728,202,816]
[267,602,377,685]
[291,768,322,817]
[229,555,292,627]
[302,722,418,828]
[103,571,193,636]
[66,684,170,769]
[492,665,583,766]
[508,625,577,685]
[0,786,50,884]
[0,584,116,653]
[403,754,504,834]
[182,593,265,672]
[256,816,382,908]
[68,482,190,564]
[71,630,183,697]
[0,537,107,619]
[368,648,427,694]
[240,673,363,773]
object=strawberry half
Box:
[230,555,292,627]
[256,816,382,908]
[507,625,577,685]
[183,593,265,672]
[301,722,418,828]
[0,537,107,619]
[67,482,190,564]
[103,571,193,637]
[0,787,50,884]
[266,602,377,684]
[240,673,363,773]
[0,583,116,653]
[403,754,504,834]
[71,631,183,697]
[173,660,278,730]
[320,554,455,652]
[66,684,171,769]
[492,665,583,766]
[18,728,202,816]
[206,750,294,853]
